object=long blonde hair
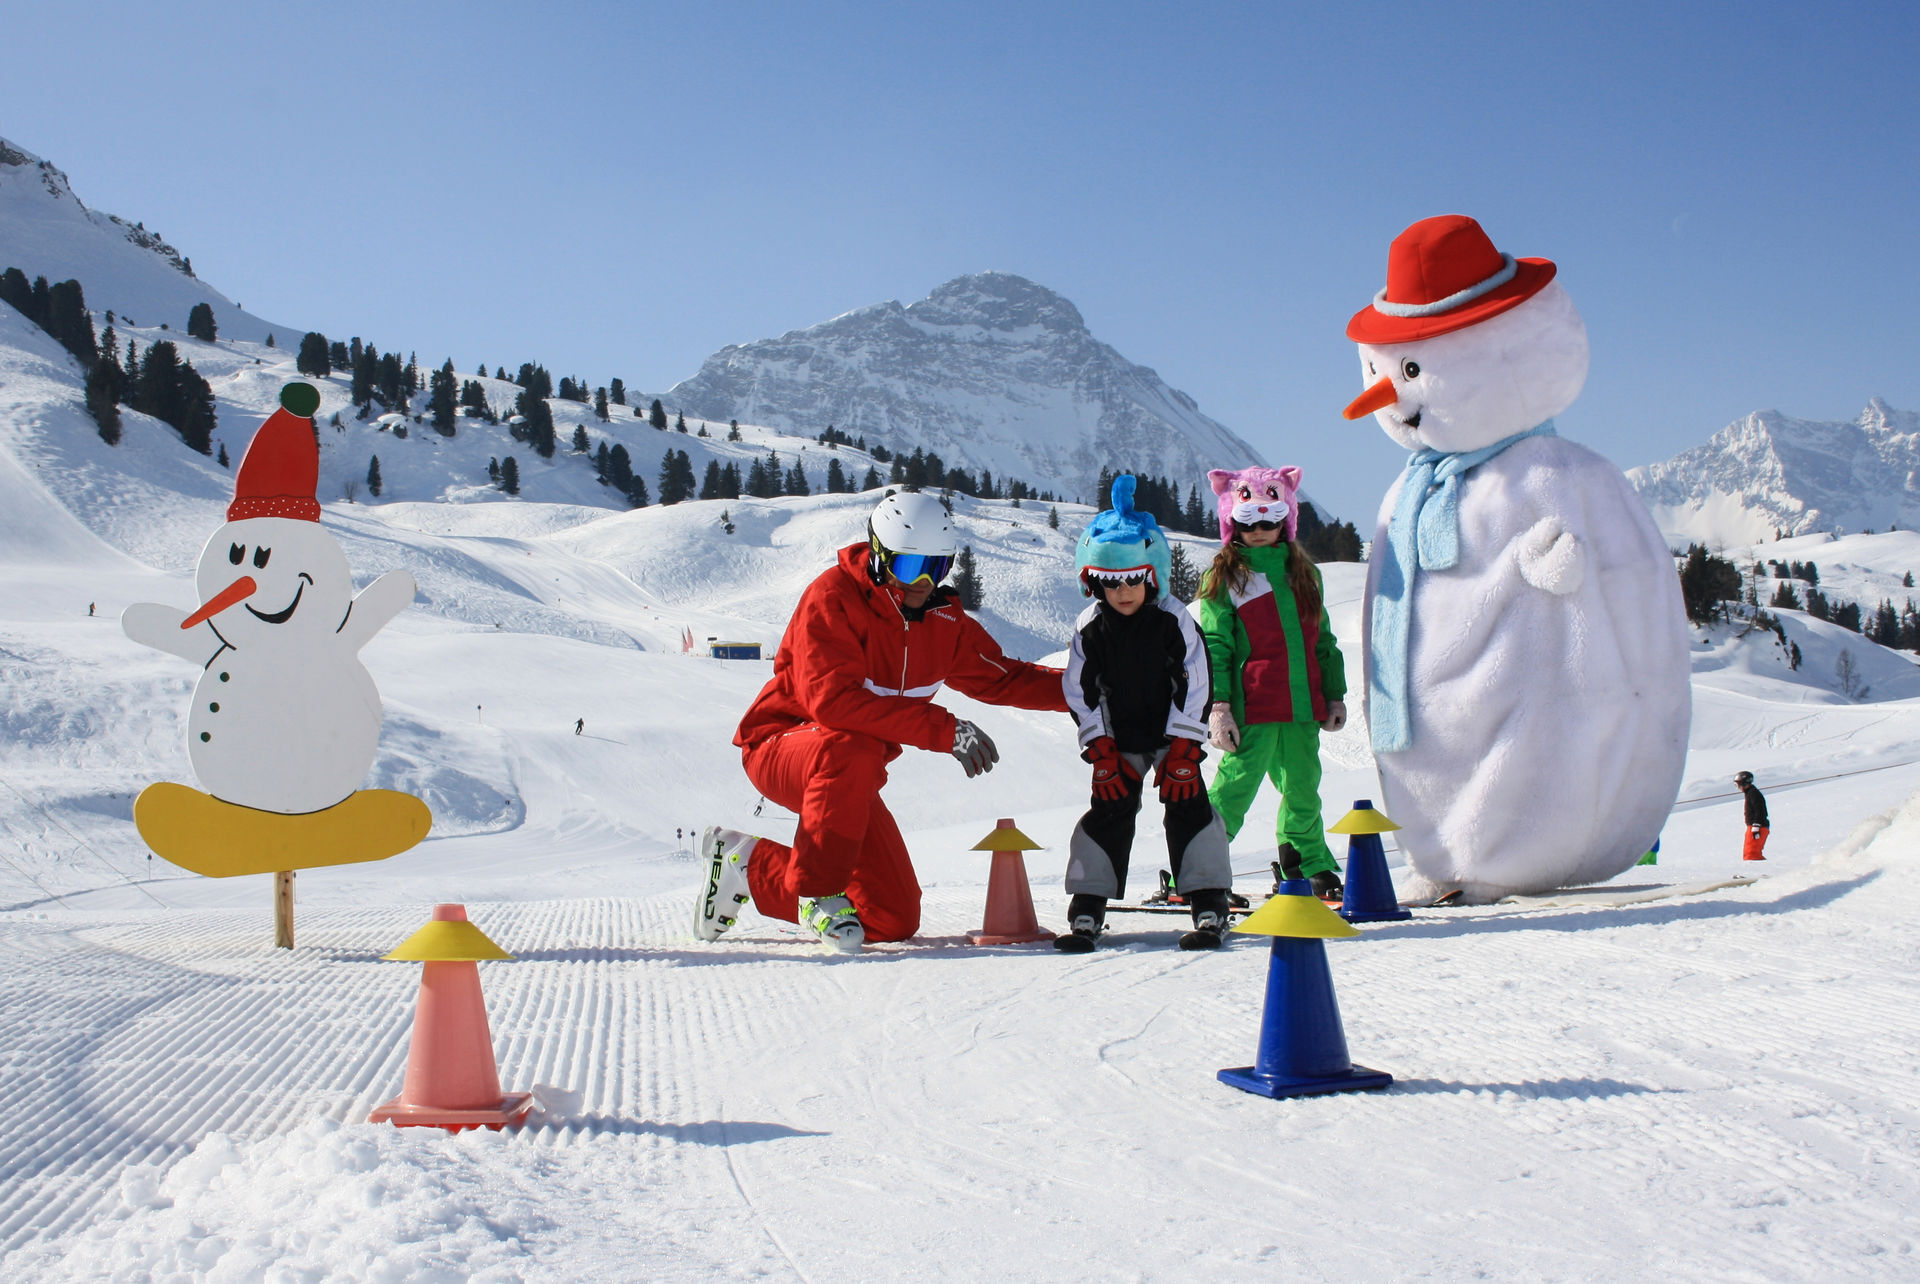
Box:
[1201,540,1321,622]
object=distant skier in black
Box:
[574,718,584,736]
[1737,771,1768,861]
[89,603,95,616]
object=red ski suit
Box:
[734,543,1066,941]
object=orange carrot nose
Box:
[181,576,257,629]
[1343,375,1399,421]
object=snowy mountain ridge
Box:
[0,135,293,345]
[663,270,1266,503]
[1629,398,1920,547]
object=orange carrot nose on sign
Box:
[181,576,257,629]
[1343,376,1399,421]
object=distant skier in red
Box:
[695,491,1068,952]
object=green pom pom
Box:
[280,382,321,417]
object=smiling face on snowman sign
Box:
[123,383,418,815]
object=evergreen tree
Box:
[861,465,882,491]
[514,386,556,457]
[429,360,459,436]
[658,449,696,504]
[350,343,378,406]
[1872,599,1900,646]
[609,378,626,406]
[593,440,610,482]
[1770,580,1802,610]
[727,419,741,441]
[1805,587,1831,621]
[825,457,848,493]
[952,545,984,610]
[177,362,216,454]
[1678,544,1742,624]
[85,356,122,444]
[721,461,743,499]
[594,387,610,422]
[133,340,185,432]
[1048,505,1060,530]
[628,473,651,508]
[1833,600,1863,633]
[1167,542,1199,601]
[218,442,229,468]
[330,340,349,370]
[786,460,810,496]
[745,456,767,497]
[265,332,275,348]
[700,460,723,500]
[607,443,634,494]
[366,455,382,499]
[489,457,500,483]
[460,379,494,421]
[297,332,331,377]
[572,425,590,453]
[378,352,405,408]
[29,275,50,326]
[499,455,520,495]
[649,399,668,430]
[187,302,217,342]
[0,266,32,318]
[1183,486,1206,536]
[45,280,97,366]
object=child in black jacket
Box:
[1060,477,1233,951]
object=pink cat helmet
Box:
[1207,466,1302,545]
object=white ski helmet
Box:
[867,490,958,586]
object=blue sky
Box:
[7,0,1917,522]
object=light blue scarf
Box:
[1368,419,1558,753]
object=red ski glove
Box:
[1155,737,1205,803]
[1084,736,1140,801]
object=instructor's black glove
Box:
[951,719,999,778]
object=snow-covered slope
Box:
[663,271,1266,503]
[0,138,295,345]
[1630,398,1920,547]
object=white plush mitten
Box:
[1517,517,1585,595]
[1208,704,1241,752]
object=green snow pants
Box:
[1206,720,1337,877]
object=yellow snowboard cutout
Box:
[134,783,432,878]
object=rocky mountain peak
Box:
[907,272,1086,335]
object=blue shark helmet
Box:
[1075,475,1171,600]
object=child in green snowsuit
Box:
[1199,467,1349,900]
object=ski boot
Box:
[694,827,757,941]
[1054,894,1106,953]
[1146,870,1184,907]
[799,893,865,954]
[1310,870,1344,904]
[1179,890,1232,951]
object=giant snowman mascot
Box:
[1342,215,1689,902]
[123,382,428,891]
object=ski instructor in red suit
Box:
[695,491,1068,953]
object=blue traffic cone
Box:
[1218,887,1392,1099]
[1333,800,1412,923]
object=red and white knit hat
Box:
[229,383,323,521]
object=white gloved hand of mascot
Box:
[1517,517,1585,596]
[1320,700,1347,733]
[1207,704,1240,752]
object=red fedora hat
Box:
[1346,215,1556,344]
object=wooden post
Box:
[274,869,295,949]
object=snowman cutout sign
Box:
[1342,216,1690,903]
[124,382,429,925]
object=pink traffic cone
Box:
[369,904,532,1131]
[967,818,1052,944]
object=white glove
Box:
[951,719,999,778]
[1207,704,1240,752]
[1321,700,1348,733]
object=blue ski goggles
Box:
[882,550,954,587]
